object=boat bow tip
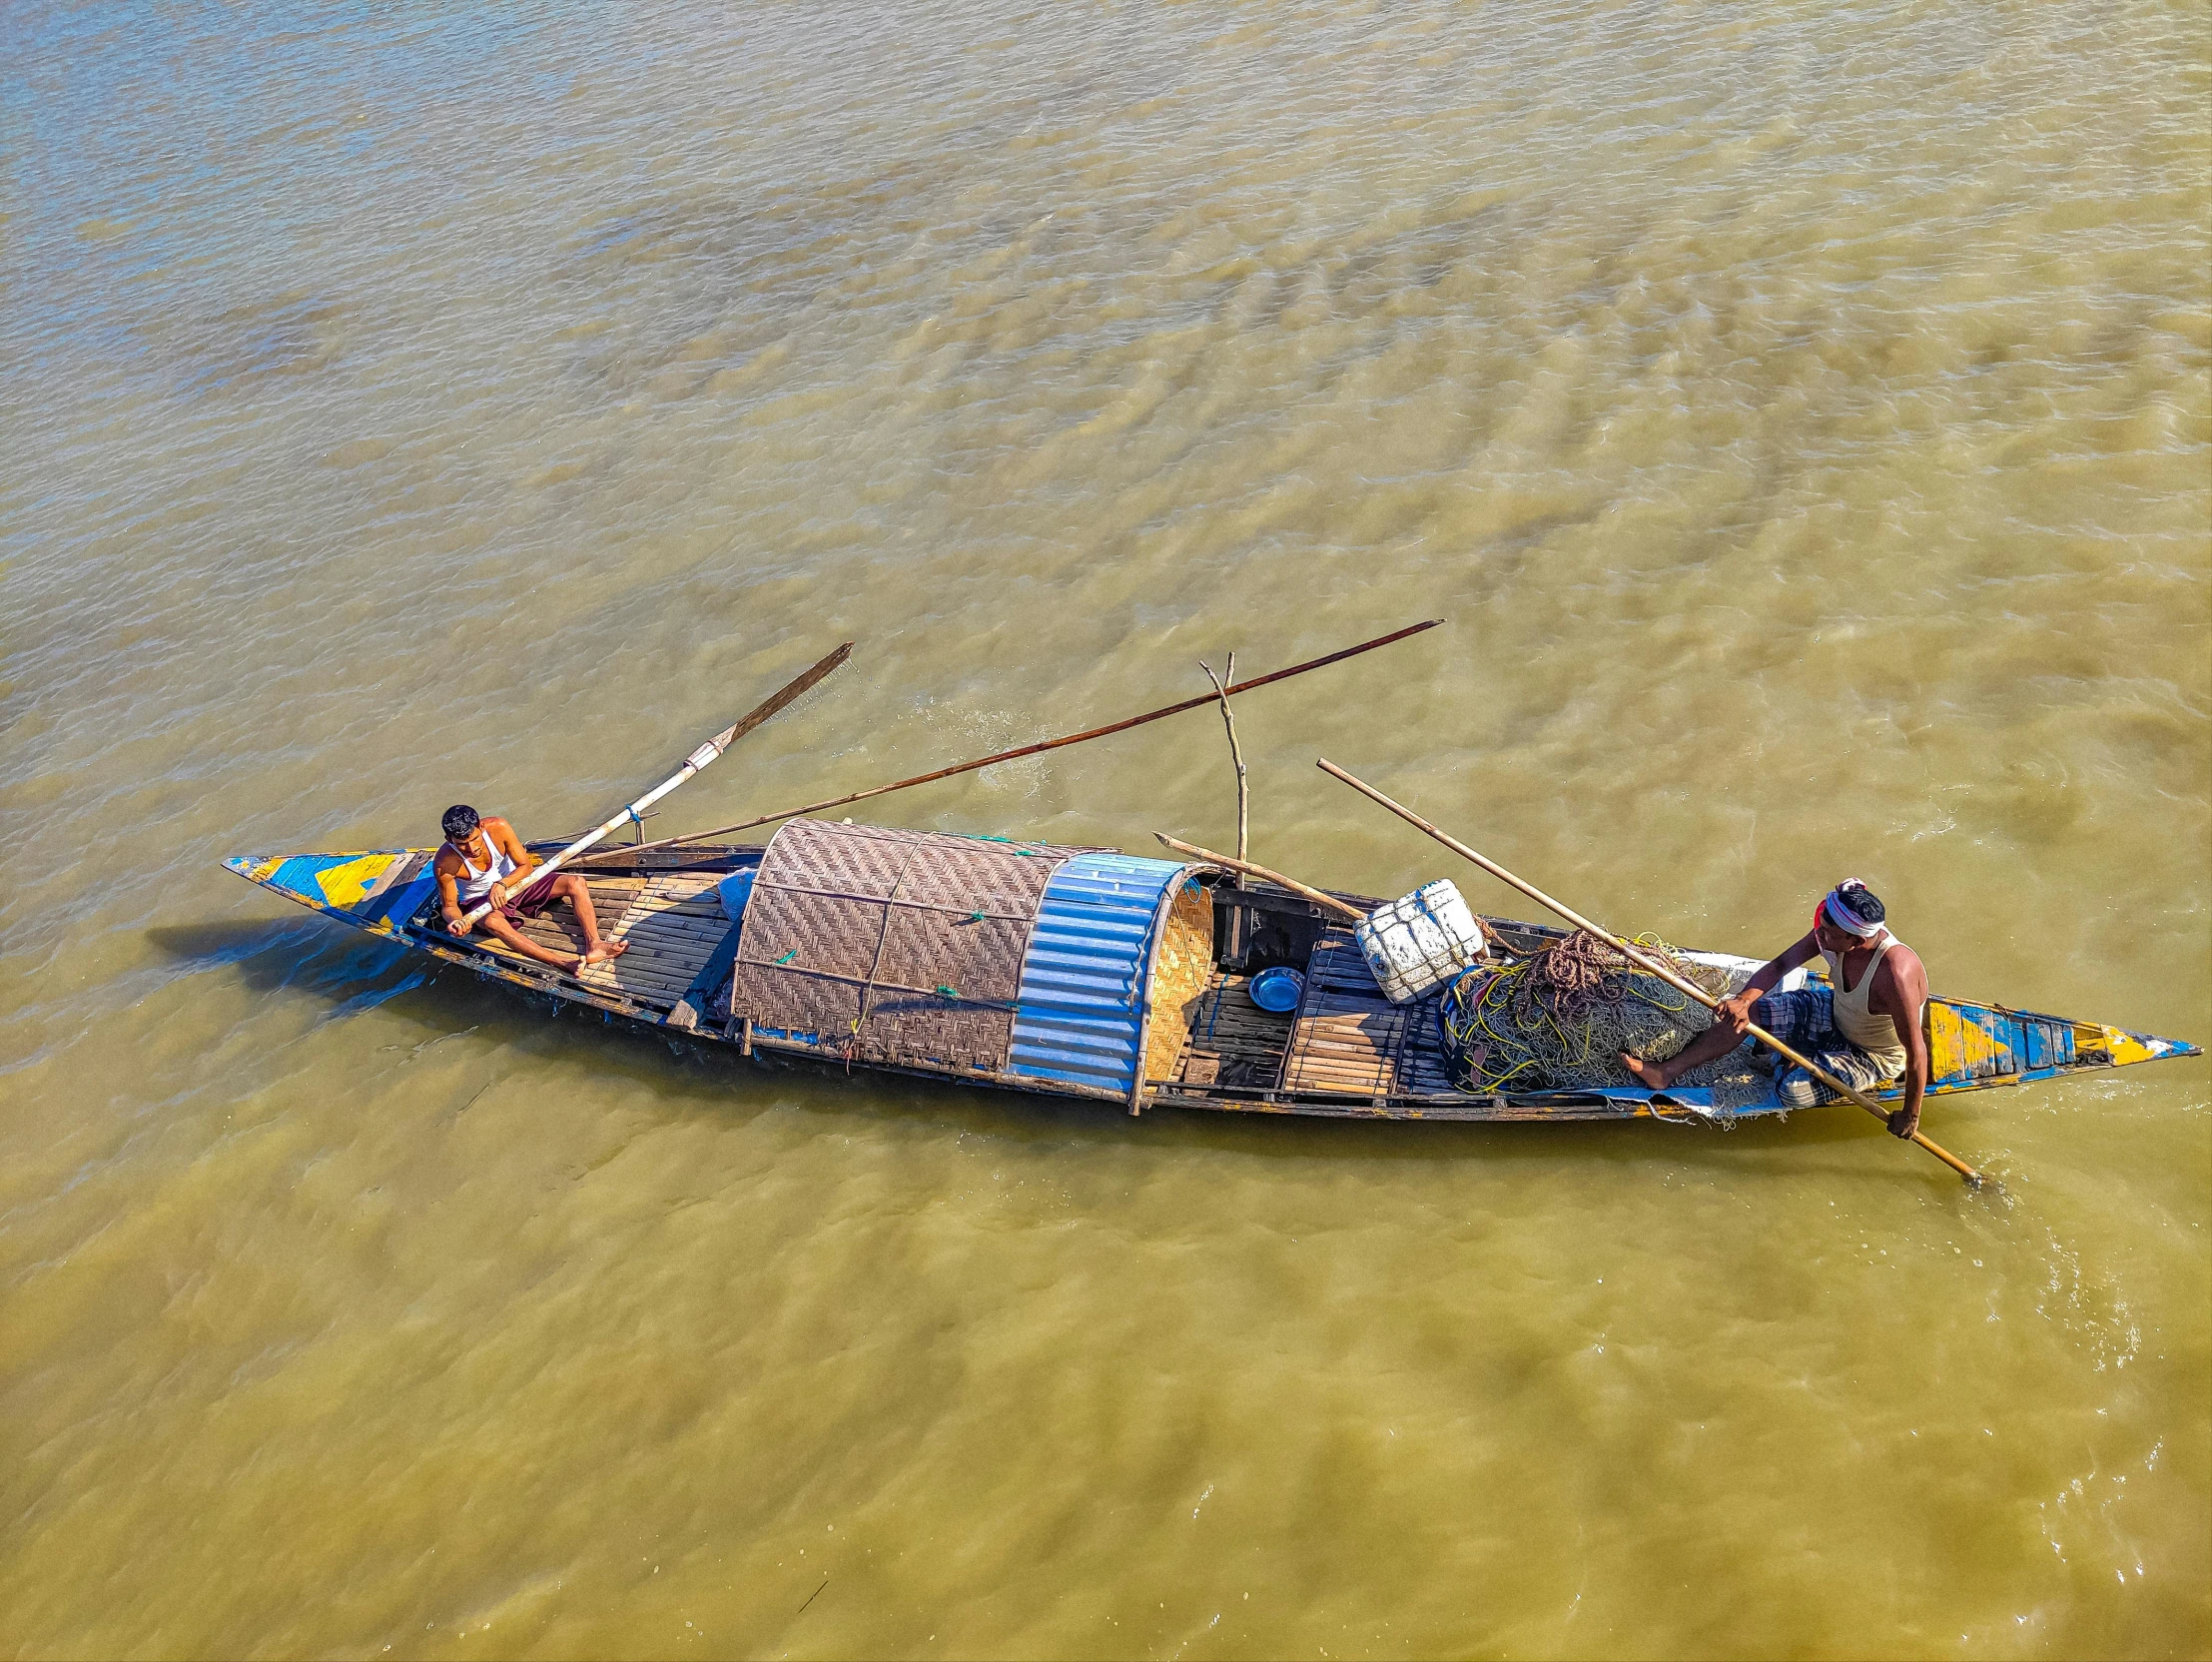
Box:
[223,849,430,915]
[2081,1020,2201,1069]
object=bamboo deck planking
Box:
[480,873,732,1007]
[1278,930,1460,1097]
[579,874,727,1001]
[1169,972,1292,1089]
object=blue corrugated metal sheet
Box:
[1009,853,1193,1098]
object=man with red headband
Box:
[1621,879,1930,1138]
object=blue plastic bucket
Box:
[1249,966,1305,1013]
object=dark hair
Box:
[441,804,481,841]
[1831,879,1885,926]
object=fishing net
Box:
[1437,932,1772,1114]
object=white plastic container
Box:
[1354,879,1489,1004]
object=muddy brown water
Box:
[3,1,2206,1656]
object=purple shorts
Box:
[450,871,561,927]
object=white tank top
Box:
[1821,933,1910,1078]
[445,837,517,904]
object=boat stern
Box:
[1918,997,2200,1094]
[2073,1021,2202,1070]
[224,849,438,933]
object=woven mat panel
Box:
[730,964,866,1041]
[737,882,888,982]
[891,840,1065,916]
[728,818,1103,1068]
[874,908,1031,1004]
[1142,880,1217,1085]
[761,817,929,900]
[853,992,1014,1072]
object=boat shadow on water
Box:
[146,919,1910,1178]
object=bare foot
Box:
[1620,1052,1672,1090]
[581,938,629,968]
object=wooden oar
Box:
[457,642,852,930]
[1153,834,1366,923]
[1316,758,1988,1188]
[594,620,1443,859]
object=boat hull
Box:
[223,838,2200,1124]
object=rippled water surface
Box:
[4,1,2208,1656]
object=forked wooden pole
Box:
[1315,758,1987,1188]
[1153,834,1366,924]
[1197,653,1248,875]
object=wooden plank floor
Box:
[500,873,730,1010]
[1171,972,1292,1089]
[1280,932,1461,1097]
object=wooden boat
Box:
[225,815,2197,1123]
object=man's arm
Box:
[433,856,469,933]
[1872,945,1931,1139]
[1714,932,1821,1034]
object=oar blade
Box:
[707,640,854,755]
[511,641,857,892]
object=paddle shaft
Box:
[1316,759,1986,1187]
[1153,834,1366,923]
[457,642,853,928]
[597,620,1444,859]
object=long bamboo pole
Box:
[1152,834,1366,923]
[586,620,1443,861]
[1315,758,1987,1187]
[456,642,852,928]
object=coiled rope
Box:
[1437,931,1737,1098]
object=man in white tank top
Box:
[432,804,629,972]
[1620,879,1931,1139]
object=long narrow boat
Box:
[224,816,2197,1123]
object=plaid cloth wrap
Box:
[1751,987,1903,1107]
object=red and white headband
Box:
[1821,881,1886,938]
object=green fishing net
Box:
[1438,932,1773,1113]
